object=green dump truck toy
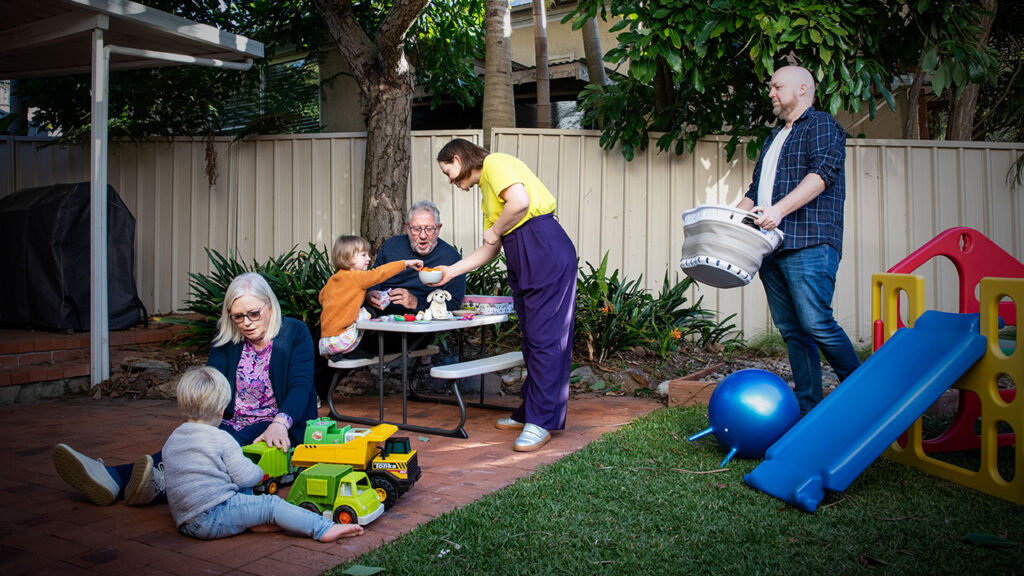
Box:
[292,418,421,510]
[285,463,384,525]
[241,442,297,495]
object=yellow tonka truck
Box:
[285,463,384,526]
[291,418,421,510]
[241,443,296,495]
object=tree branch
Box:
[377,0,432,73]
[312,0,375,84]
[972,46,1023,138]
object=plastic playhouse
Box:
[744,227,1021,511]
[876,227,1021,504]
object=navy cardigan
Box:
[206,316,318,444]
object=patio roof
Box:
[0,0,263,387]
[0,0,263,79]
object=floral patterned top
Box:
[223,340,278,431]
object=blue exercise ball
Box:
[687,369,800,466]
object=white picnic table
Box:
[327,313,522,438]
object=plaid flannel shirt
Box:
[745,106,847,255]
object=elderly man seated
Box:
[366,200,466,316]
[357,200,466,357]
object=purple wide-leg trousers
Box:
[502,214,576,431]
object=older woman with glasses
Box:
[52,272,318,507]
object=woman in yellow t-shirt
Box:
[432,138,577,452]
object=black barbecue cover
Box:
[0,182,147,331]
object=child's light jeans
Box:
[319,307,372,356]
[179,491,333,541]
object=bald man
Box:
[737,65,861,415]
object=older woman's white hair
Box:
[212,272,283,346]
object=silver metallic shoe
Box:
[513,423,551,452]
[52,444,120,506]
[124,454,164,506]
[495,417,525,430]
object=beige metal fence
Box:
[2,131,1021,344]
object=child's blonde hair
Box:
[176,367,231,421]
[331,235,371,271]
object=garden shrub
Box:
[164,244,332,348]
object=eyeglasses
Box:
[230,306,266,324]
[408,226,438,235]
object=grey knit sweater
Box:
[162,422,264,526]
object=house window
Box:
[219,56,321,135]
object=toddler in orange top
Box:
[319,235,422,357]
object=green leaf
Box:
[932,64,949,96]
[809,29,822,44]
[922,47,938,73]
[630,60,656,84]
[662,50,683,73]
[839,60,852,85]
[878,84,896,111]
[695,18,718,58]
[692,68,705,93]
[952,65,966,87]
[820,46,832,65]
[668,28,682,49]
[828,91,842,116]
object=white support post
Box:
[89,27,110,386]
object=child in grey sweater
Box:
[163,367,363,542]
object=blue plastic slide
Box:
[743,311,987,512]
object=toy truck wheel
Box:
[265,480,278,495]
[333,506,357,525]
[299,502,320,515]
[371,476,400,510]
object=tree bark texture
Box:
[902,50,926,139]
[947,0,997,141]
[313,0,429,252]
[533,0,551,128]
[581,17,608,86]
[653,59,675,113]
[483,0,516,148]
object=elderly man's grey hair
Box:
[408,200,441,225]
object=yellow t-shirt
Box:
[479,153,557,234]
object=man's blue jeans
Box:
[179,491,333,541]
[759,244,861,414]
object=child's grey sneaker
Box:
[495,417,525,430]
[52,443,119,506]
[124,454,164,506]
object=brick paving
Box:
[0,391,661,575]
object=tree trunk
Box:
[947,0,997,141]
[581,17,608,86]
[652,59,674,113]
[533,0,551,128]
[313,0,429,252]
[483,0,516,148]
[361,76,413,252]
[902,51,926,139]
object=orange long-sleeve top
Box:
[318,260,407,338]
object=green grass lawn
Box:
[330,406,1022,576]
